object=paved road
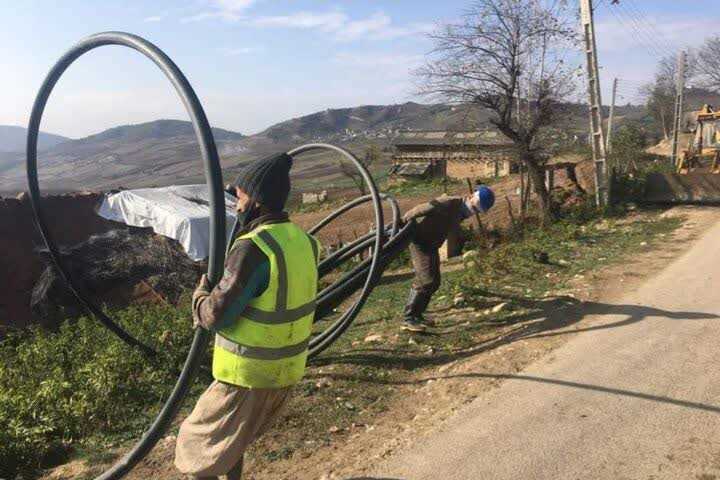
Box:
[374,217,720,480]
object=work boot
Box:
[401,316,428,332]
[403,289,435,331]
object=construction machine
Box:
[677,104,720,174]
[645,105,720,203]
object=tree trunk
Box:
[524,159,554,223]
[660,109,669,140]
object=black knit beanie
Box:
[233,152,293,211]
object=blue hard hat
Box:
[475,185,495,212]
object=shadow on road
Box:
[419,372,720,414]
[313,291,719,373]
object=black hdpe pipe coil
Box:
[286,145,397,359]
[315,193,400,277]
[287,144,386,359]
[27,33,403,479]
[310,221,414,357]
[307,192,414,359]
[25,32,226,480]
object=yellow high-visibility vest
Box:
[213,222,320,388]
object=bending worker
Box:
[175,152,320,480]
[401,186,495,332]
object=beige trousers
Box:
[174,380,292,478]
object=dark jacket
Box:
[403,195,468,250]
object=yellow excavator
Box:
[645,105,720,203]
[677,104,720,174]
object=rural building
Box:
[391,130,518,180]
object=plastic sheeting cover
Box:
[97,185,237,261]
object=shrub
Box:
[0,301,204,479]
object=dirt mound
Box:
[0,192,120,334]
[32,229,203,326]
[646,133,694,157]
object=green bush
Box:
[0,301,203,479]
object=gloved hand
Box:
[192,274,212,328]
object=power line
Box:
[617,1,675,53]
[594,0,610,11]
[617,3,668,58]
[623,0,681,53]
[605,5,665,60]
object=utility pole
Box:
[580,0,609,207]
[671,50,687,167]
[606,78,618,155]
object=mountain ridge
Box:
[0,102,648,195]
[0,126,70,153]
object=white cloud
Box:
[335,12,391,40]
[182,0,257,23]
[219,46,260,56]
[216,0,255,12]
[336,13,434,41]
[143,14,165,23]
[183,6,432,42]
[251,11,347,31]
[249,10,432,41]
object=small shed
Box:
[392,130,518,180]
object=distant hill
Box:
[0,102,650,196]
[70,119,244,145]
[0,119,246,195]
[0,125,70,153]
[259,102,498,142]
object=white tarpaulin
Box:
[97,185,237,261]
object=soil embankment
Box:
[0,193,119,332]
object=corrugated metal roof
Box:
[393,130,513,147]
[394,162,432,176]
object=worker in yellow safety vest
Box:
[175,152,320,480]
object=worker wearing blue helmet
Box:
[401,185,495,332]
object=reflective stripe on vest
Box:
[212,222,319,389]
[215,335,309,361]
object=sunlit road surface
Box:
[376,218,720,480]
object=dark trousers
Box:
[404,242,441,320]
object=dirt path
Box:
[257,206,720,480]
[371,205,720,479]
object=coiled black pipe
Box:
[26,32,405,479]
[310,220,414,357]
[316,193,399,277]
[287,145,386,360]
[25,31,226,480]
[307,193,413,358]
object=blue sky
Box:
[1,0,714,138]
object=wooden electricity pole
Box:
[671,50,687,167]
[606,78,618,155]
[580,0,609,207]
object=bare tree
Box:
[338,144,380,195]
[415,0,579,220]
[698,36,720,93]
[642,52,698,140]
